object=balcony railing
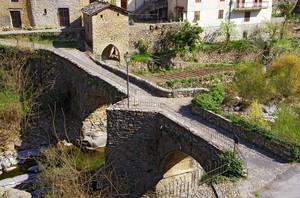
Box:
[233,1,269,11]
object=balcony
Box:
[233,1,269,11]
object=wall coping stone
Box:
[90,55,208,98]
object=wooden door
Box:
[58,8,70,27]
[121,0,128,10]
[10,11,22,28]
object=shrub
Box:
[272,105,300,145]
[39,144,106,197]
[192,84,225,111]
[247,100,268,128]
[135,39,150,54]
[219,21,236,43]
[170,22,203,51]
[219,151,244,178]
[268,54,300,98]
[234,64,274,103]
[130,53,152,64]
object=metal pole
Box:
[124,52,130,108]
[228,0,233,22]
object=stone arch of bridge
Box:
[101,44,120,62]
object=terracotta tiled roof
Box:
[82,1,128,16]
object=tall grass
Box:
[272,106,300,145]
[0,46,32,150]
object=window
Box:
[194,11,200,22]
[11,0,19,2]
[244,11,251,22]
[195,0,201,2]
[218,10,224,19]
[43,9,47,15]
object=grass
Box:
[0,33,81,49]
[130,53,153,64]
[0,90,22,113]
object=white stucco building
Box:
[125,0,273,39]
[167,0,272,26]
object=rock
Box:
[17,149,41,160]
[262,103,277,115]
[59,140,73,147]
[0,173,38,188]
[82,132,107,149]
[27,165,39,173]
[3,188,31,198]
[4,166,17,172]
[0,186,5,196]
[1,158,11,170]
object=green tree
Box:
[234,64,274,103]
[172,22,203,51]
[219,21,236,43]
[249,22,281,64]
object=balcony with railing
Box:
[233,1,269,11]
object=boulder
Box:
[3,188,31,198]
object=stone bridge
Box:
[0,39,292,197]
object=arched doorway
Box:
[101,44,120,62]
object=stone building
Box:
[0,0,31,29]
[82,1,129,64]
[0,0,93,30]
[28,0,90,28]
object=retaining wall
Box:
[192,106,299,162]
[91,56,208,98]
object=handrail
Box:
[234,1,269,9]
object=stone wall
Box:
[172,50,260,66]
[106,107,222,196]
[192,106,300,162]
[129,22,180,53]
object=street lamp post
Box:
[124,52,130,108]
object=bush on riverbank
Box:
[39,144,105,197]
[0,46,33,150]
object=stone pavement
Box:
[258,164,300,198]
[0,39,297,197]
